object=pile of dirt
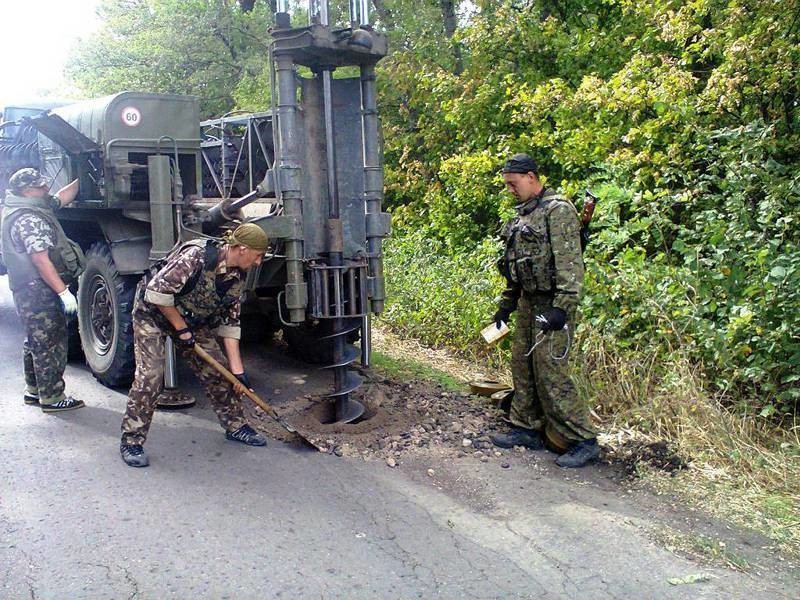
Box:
[248,372,686,479]
[247,372,512,463]
[604,439,688,477]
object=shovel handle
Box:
[193,344,276,415]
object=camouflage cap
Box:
[9,168,49,194]
[227,222,269,252]
[501,153,539,175]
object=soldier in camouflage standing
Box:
[1,168,85,412]
[490,154,599,468]
[119,223,270,467]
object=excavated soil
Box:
[247,370,510,461]
[244,369,692,484]
[604,439,688,476]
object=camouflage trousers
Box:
[509,293,596,443]
[120,311,247,446]
[12,280,67,405]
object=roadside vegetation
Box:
[379,244,799,556]
[69,0,798,555]
[372,1,800,556]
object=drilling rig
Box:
[0,1,390,424]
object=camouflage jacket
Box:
[139,239,245,339]
[498,188,584,313]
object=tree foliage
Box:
[379,0,800,412]
[67,0,274,117]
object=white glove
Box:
[58,289,78,315]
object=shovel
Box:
[192,344,312,443]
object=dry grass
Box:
[373,324,800,558]
[576,332,799,557]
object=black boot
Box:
[490,427,544,450]
[555,438,600,468]
[226,424,267,447]
[120,444,150,468]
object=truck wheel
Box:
[78,243,137,387]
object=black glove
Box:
[173,327,195,349]
[496,258,511,281]
[233,371,252,390]
[494,308,512,329]
[539,307,567,332]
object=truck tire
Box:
[78,243,137,387]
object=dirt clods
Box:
[248,371,686,481]
[248,373,510,462]
[605,439,688,477]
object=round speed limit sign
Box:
[121,106,142,127]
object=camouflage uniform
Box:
[120,241,248,445]
[3,201,69,404]
[499,188,596,443]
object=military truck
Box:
[0,1,390,422]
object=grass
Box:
[649,525,751,571]
[370,349,463,391]
[577,331,800,558]
[368,325,508,391]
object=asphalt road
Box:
[0,281,796,599]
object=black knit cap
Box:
[502,153,539,174]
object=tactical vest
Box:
[142,239,243,329]
[500,189,579,294]
[0,194,86,291]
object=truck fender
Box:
[97,215,153,275]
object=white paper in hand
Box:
[481,321,510,344]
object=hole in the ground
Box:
[309,399,378,426]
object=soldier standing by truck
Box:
[490,154,600,468]
[1,168,85,412]
[120,223,271,467]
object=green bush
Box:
[378,0,800,414]
[381,228,510,366]
[383,193,800,413]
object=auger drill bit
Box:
[319,44,364,422]
[319,317,364,422]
